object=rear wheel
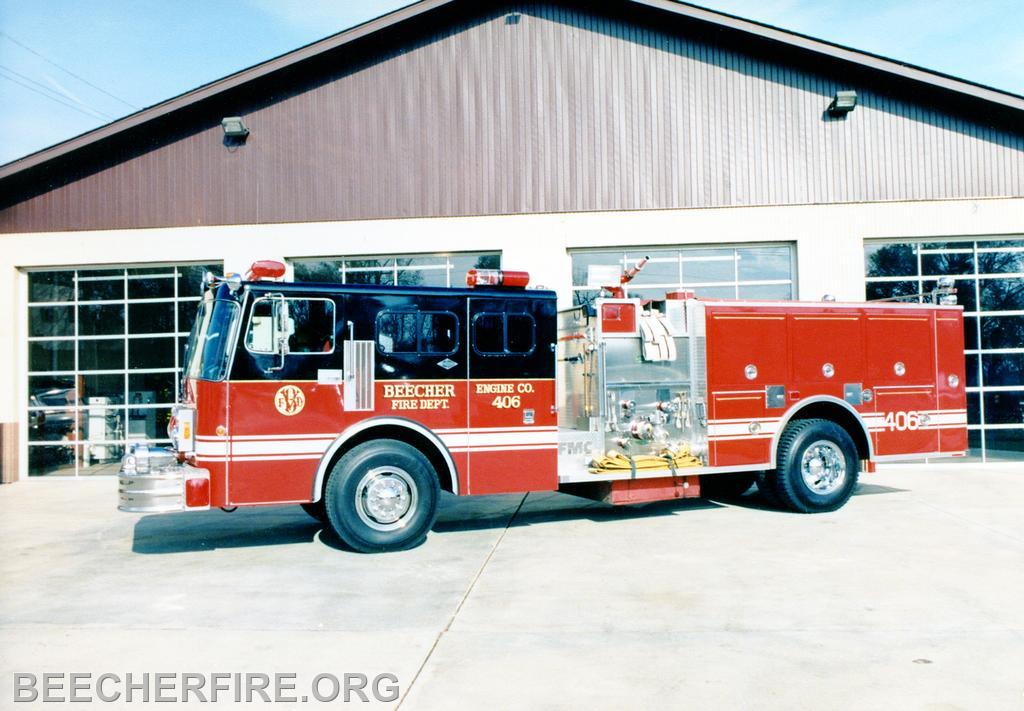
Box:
[324,439,440,553]
[771,418,859,513]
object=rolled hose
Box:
[589,448,701,474]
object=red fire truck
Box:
[118,260,967,552]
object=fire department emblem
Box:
[274,385,306,416]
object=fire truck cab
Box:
[119,262,967,553]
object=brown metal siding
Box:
[1,2,1022,233]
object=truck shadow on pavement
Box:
[431,491,726,534]
[130,483,906,554]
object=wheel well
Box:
[784,402,871,461]
[317,425,455,499]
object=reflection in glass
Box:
[967,393,980,425]
[738,283,793,300]
[965,354,979,388]
[979,278,1024,312]
[29,306,74,337]
[127,406,171,441]
[79,339,124,371]
[682,254,735,283]
[177,264,220,298]
[81,441,125,475]
[30,341,74,372]
[28,375,77,407]
[865,281,919,302]
[629,258,678,285]
[81,373,125,404]
[127,275,174,299]
[967,430,982,461]
[450,253,500,281]
[922,279,976,312]
[78,276,124,302]
[129,372,176,405]
[737,247,791,281]
[129,337,175,370]
[921,251,973,276]
[977,251,1024,275]
[984,429,1024,459]
[982,392,1024,425]
[981,353,1024,387]
[864,243,916,277]
[129,301,175,334]
[28,402,77,443]
[28,445,77,477]
[78,304,125,336]
[346,270,394,285]
[980,316,1024,351]
[28,271,74,303]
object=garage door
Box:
[866,237,1024,461]
[570,244,796,307]
[291,252,500,287]
[26,262,220,476]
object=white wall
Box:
[3,196,1023,478]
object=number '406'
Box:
[884,411,921,431]
[492,395,521,409]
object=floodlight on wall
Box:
[221,116,250,139]
[827,90,858,117]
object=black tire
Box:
[702,472,756,500]
[771,418,859,513]
[324,439,440,553]
[300,499,328,523]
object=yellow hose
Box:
[588,448,702,474]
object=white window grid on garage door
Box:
[290,252,501,288]
[25,263,220,476]
[570,244,797,306]
[864,237,1024,462]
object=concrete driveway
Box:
[1,465,1022,709]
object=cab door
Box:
[466,295,557,494]
[227,293,344,504]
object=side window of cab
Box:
[246,296,336,355]
[472,312,536,356]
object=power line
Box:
[0,72,108,121]
[0,64,115,120]
[0,31,138,110]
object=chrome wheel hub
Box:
[355,467,417,531]
[800,440,847,495]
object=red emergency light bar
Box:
[466,269,530,288]
[246,260,286,281]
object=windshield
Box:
[184,297,240,381]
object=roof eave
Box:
[1,0,1021,183]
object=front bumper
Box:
[117,445,211,513]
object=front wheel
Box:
[324,439,440,553]
[771,418,859,513]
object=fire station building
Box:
[1,0,1022,482]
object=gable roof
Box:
[1,0,1022,183]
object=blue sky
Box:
[1,0,1022,166]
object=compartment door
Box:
[466,297,557,494]
[865,313,939,457]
